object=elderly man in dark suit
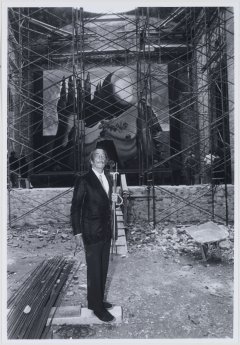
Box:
[71,148,117,322]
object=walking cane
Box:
[110,164,123,259]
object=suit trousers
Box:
[84,239,111,312]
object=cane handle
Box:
[116,195,123,206]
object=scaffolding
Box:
[7,6,234,227]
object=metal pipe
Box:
[8,257,74,339]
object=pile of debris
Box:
[127,221,234,263]
[7,224,74,249]
[7,220,234,264]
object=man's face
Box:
[91,149,107,172]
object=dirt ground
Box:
[7,221,234,340]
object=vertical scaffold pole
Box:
[218,7,229,225]
[146,7,156,228]
[79,7,86,174]
[72,8,77,173]
[136,7,143,186]
[204,8,215,221]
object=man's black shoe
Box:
[103,301,113,309]
[93,309,115,322]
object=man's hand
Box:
[75,234,84,248]
[111,193,123,205]
[111,192,118,203]
[74,234,86,263]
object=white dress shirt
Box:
[92,168,109,195]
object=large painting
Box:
[41,64,169,170]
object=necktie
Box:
[98,174,105,191]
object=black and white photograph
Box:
[1,0,239,343]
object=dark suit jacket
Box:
[71,169,113,244]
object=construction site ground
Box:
[7,221,234,340]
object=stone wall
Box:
[128,185,234,224]
[9,185,234,227]
[9,188,73,227]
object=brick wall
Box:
[9,185,234,227]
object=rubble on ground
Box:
[8,220,234,263]
[127,221,234,263]
[7,220,234,339]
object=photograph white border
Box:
[1,0,239,344]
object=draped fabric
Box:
[42,65,169,167]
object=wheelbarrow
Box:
[185,221,229,261]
